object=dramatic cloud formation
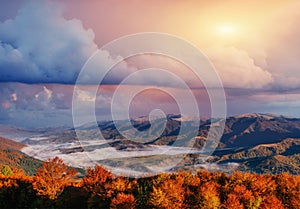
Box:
[0,1,203,88]
[1,0,297,91]
[0,1,97,83]
[0,0,300,128]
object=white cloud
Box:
[0,1,97,83]
[205,46,273,89]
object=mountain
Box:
[0,136,42,175]
[90,113,300,149]
[0,136,25,150]
[2,113,300,175]
[23,112,300,150]
[219,113,300,148]
[0,124,37,142]
[140,113,300,149]
[210,137,300,174]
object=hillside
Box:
[219,114,300,147]
[0,136,42,175]
[211,138,300,174]
[0,136,25,150]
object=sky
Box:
[0,0,300,128]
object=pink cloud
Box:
[2,101,10,109]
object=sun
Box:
[211,23,242,42]
[216,24,237,36]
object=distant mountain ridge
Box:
[1,113,300,175]
[82,113,300,174]
[84,113,300,149]
[219,113,300,147]
[21,112,300,151]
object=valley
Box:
[1,113,300,176]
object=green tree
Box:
[0,165,14,176]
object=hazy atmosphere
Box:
[1,0,300,127]
[0,2,300,208]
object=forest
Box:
[0,157,299,209]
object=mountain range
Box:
[0,113,299,175]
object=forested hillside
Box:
[0,137,42,175]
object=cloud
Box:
[0,1,279,90]
[0,1,97,84]
[265,10,300,89]
[0,83,74,127]
[205,46,273,89]
[0,1,180,87]
[33,86,53,110]
[0,1,275,90]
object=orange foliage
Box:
[0,157,299,209]
[32,157,77,200]
[108,176,136,199]
[232,184,254,207]
[275,172,300,209]
[149,177,185,209]
[0,177,18,189]
[0,166,32,189]
[110,193,135,209]
[250,175,276,197]
[260,195,284,209]
[224,194,243,209]
[198,182,221,209]
[82,164,113,197]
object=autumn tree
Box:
[177,172,200,207]
[198,182,221,209]
[275,172,300,209]
[149,174,185,209]
[82,164,113,208]
[32,157,77,200]
[260,195,284,209]
[223,194,243,209]
[134,177,154,208]
[0,172,37,209]
[232,185,255,208]
[1,160,300,208]
[110,193,136,209]
[250,175,276,197]
[109,176,135,195]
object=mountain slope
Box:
[219,113,300,147]
[209,138,300,174]
[0,136,42,175]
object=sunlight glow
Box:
[216,24,237,35]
